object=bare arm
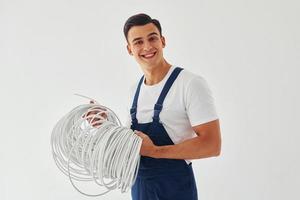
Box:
[136,119,221,160]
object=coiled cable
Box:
[51,95,142,196]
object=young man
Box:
[124,13,221,200]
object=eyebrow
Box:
[131,32,159,43]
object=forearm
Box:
[152,135,220,160]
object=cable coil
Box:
[51,99,142,196]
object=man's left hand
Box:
[134,131,158,157]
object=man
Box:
[124,13,221,200]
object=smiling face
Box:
[126,23,166,70]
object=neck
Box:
[142,60,172,85]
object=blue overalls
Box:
[130,67,198,200]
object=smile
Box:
[141,52,156,59]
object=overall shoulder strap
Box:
[130,76,144,123]
[153,67,183,121]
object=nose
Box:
[143,41,152,51]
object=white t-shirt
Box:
[126,66,218,161]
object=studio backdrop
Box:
[0,0,299,200]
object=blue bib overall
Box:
[130,67,198,200]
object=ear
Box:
[161,36,166,48]
[127,44,133,56]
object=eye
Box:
[134,40,143,45]
[149,36,158,42]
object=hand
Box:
[83,100,107,128]
[135,131,158,157]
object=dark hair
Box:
[123,13,162,41]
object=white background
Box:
[1,0,299,199]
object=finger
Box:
[134,130,140,135]
[134,131,145,138]
[93,122,102,127]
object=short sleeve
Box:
[185,76,218,127]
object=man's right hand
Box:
[84,101,107,128]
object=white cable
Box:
[51,95,142,196]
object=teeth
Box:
[143,53,155,58]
